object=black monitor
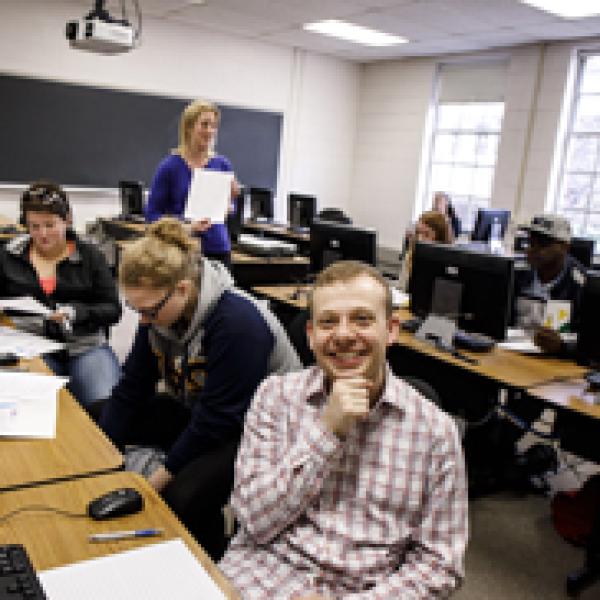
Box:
[310,219,377,274]
[569,237,595,268]
[410,241,514,340]
[249,187,273,221]
[226,187,245,243]
[576,270,600,368]
[119,180,144,217]
[471,208,511,242]
[288,193,316,230]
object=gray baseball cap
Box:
[524,214,571,243]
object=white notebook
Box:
[39,539,227,600]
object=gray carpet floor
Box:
[455,492,598,599]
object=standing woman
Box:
[145,99,240,268]
[0,181,121,409]
[432,191,461,240]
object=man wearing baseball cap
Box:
[513,213,586,354]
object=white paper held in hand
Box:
[185,169,233,223]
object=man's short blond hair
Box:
[308,260,392,318]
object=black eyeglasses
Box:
[127,287,175,320]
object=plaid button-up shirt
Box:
[220,366,468,599]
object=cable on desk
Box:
[0,504,87,524]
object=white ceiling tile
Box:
[45,0,600,62]
[165,4,290,36]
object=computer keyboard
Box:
[0,544,46,599]
[237,233,297,257]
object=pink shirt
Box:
[220,366,468,599]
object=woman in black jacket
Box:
[0,181,121,409]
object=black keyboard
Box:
[0,545,46,599]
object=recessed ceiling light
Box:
[520,0,600,18]
[303,20,407,47]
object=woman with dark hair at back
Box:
[398,210,452,291]
[0,181,121,410]
[432,191,461,240]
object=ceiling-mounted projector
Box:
[66,0,141,55]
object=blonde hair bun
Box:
[147,217,195,253]
[120,217,198,289]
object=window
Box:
[426,101,504,231]
[556,54,600,248]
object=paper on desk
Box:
[39,539,227,600]
[0,296,51,316]
[0,371,67,438]
[186,169,233,223]
[0,326,63,358]
[497,328,541,354]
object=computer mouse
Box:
[87,487,143,520]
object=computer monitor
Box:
[249,187,273,221]
[118,180,144,217]
[226,187,245,243]
[288,193,316,230]
[310,219,377,274]
[569,237,595,269]
[410,241,515,340]
[471,208,511,242]
[576,270,600,368]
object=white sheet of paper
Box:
[0,371,66,438]
[497,328,541,354]
[39,539,227,600]
[185,169,233,223]
[0,326,64,358]
[0,296,51,316]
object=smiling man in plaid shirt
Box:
[220,260,468,599]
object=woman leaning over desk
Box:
[145,99,240,268]
[0,181,121,410]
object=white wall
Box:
[0,0,359,229]
[350,58,436,249]
[351,41,588,252]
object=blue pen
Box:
[88,528,164,542]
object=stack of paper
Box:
[0,371,67,438]
[0,296,51,316]
[0,326,63,358]
[39,539,227,600]
[497,328,541,354]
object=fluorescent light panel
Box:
[521,0,600,18]
[303,19,407,47]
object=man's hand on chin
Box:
[322,376,371,439]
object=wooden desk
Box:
[0,358,123,492]
[253,284,588,391]
[0,216,25,245]
[0,471,239,598]
[231,251,309,287]
[528,378,600,420]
